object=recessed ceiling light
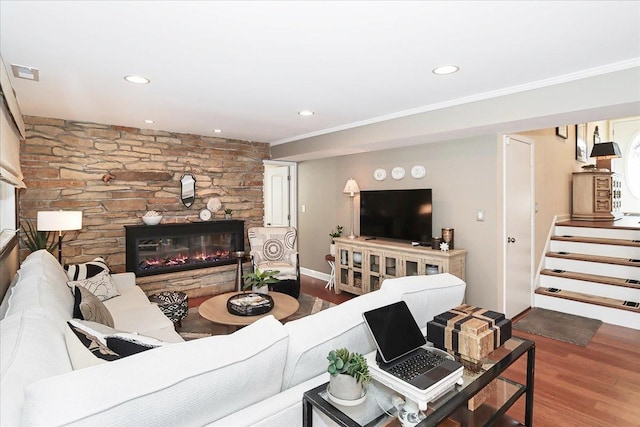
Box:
[124,75,150,84]
[144,119,155,124]
[298,110,314,116]
[432,65,459,75]
[213,129,222,133]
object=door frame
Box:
[263,160,298,228]
[500,134,535,316]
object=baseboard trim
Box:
[301,267,330,282]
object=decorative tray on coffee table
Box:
[227,293,274,316]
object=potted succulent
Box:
[327,348,371,402]
[329,225,343,256]
[224,208,233,220]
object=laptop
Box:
[363,301,463,391]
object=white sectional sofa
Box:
[0,249,466,426]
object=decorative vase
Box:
[329,243,336,256]
[328,374,364,401]
[225,214,232,220]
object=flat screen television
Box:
[360,189,432,243]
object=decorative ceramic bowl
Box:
[142,215,163,225]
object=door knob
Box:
[507,237,516,243]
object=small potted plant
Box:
[227,268,281,316]
[22,220,57,254]
[242,268,280,294]
[327,347,371,402]
[224,208,233,220]
[329,225,343,256]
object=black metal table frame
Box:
[302,338,535,427]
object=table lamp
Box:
[343,178,360,239]
[590,141,621,171]
[37,210,83,263]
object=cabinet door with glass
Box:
[421,260,444,276]
[402,255,422,277]
[366,251,382,292]
[336,245,366,295]
[381,252,401,280]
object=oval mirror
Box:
[180,173,196,208]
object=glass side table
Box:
[303,380,401,427]
[303,337,535,427]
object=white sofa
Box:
[0,249,466,426]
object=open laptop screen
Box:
[363,301,427,363]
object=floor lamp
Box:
[37,211,83,263]
[343,178,360,239]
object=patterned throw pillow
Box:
[68,270,120,301]
[73,285,114,328]
[106,333,167,357]
[65,320,121,368]
[65,257,110,281]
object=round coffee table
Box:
[199,291,299,333]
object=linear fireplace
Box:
[125,221,245,277]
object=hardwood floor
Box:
[502,323,640,426]
[300,274,354,305]
[305,276,640,426]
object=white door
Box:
[264,164,290,227]
[610,117,640,213]
[503,135,534,318]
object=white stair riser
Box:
[545,258,640,280]
[534,294,640,330]
[550,240,640,259]
[539,275,640,302]
[555,226,640,241]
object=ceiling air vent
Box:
[11,64,39,81]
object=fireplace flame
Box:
[139,250,231,271]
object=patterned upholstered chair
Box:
[247,226,300,298]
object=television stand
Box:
[333,237,466,295]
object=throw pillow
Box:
[74,286,114,328]
[65,257,110,281]
[105,333,167,357]
[65,321,121,368]
[67,270,120,301]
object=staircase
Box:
[535,217,640,330]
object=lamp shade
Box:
[590,141,622,159]
[37,211,83,231]
[343,179,360,196]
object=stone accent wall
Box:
[19,116,270,297]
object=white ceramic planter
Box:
[329,244,336,256]
[328,374,363,401]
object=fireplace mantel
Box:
[125,221,245,277]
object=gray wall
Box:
[297,134,500,309]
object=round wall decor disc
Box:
[207,198,222,212]
[391,166,405,180]
[373,168,387,181]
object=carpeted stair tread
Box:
[550,235,640,247]
[540,269,640,290]
[535,287,640,313]
[546,251,640,267]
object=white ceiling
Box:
[1,1,639,149]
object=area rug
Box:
[178,292,334,340]
[513,308,602,347]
